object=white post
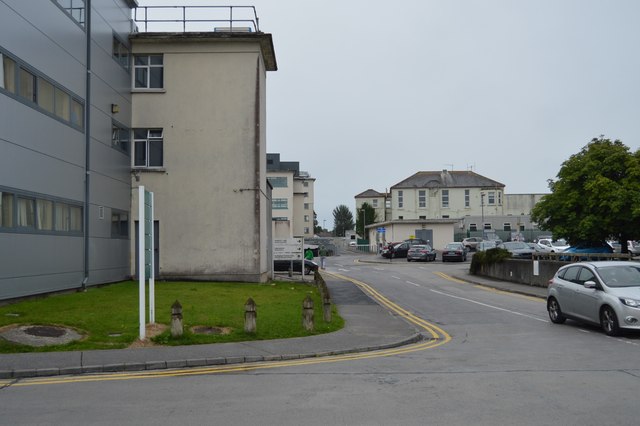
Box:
[138,186,146,340]
[149,191,155,324]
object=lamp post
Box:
[480,193,485,238]
[323,219,326,231]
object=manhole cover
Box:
[24,326,66,337]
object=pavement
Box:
[0,260,547,380]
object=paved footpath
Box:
[0,267,547,380]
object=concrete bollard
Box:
[244,297,257,333]
[323,297,332,323]
[302,295,314,331]
[171,300,183,338]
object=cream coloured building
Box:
[267,153,315,239]
[130,28,277,282]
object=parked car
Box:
[527,242,545,252]
[442,242,467,262]
[560,242,614,261]
[406,244,437,262]
[547,261,640,336]
[536,238,570,253]
[273,259,318,275]
[382,239,428,259]
[462,237,484,251]
[629,241,640,256]
[498,241,536,259]
[380,242,400,258]
[477,241,498,252]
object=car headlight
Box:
[620,298,640,308]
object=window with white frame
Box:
[503,223,511,231]
[442,189,449,208]
[498,191,502,205]
[484,223,492,230]
[469,223,477,231]
[303,203,310,210]
[465,189,470,208]
[304,215,309,222]
[398,191,403,208]
[304,227,310,234]
[418,190,426,208]
[134,55,163,89]
[372,199,378,208]
[487,191,496,205]
[133,129,163,167]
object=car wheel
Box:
[304,266,312,275]
[407,258,411,262]
[547,297,566,324]
[600,306,621,336]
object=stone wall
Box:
[477,259,569,288]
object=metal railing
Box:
[133,6,260,33]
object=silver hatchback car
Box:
[547,261,640,336]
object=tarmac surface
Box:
[0,260,547,380]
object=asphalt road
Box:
[2,253,640,425]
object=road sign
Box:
[273,238,303,260]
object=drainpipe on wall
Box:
[82,0,92,292]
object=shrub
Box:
[470,248,511,275]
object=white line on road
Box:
[338,268,350,272]
[391,276,401,280]
[428,288,549,323]
[406,281,420,287]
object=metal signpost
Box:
[138,186,155,340]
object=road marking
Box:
[391,276,401,280]
[406,281,420,287]
[338,268,350,272]
[4,273,451,388]
[428,288,548,323]
[433,271,545,303]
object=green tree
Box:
[531,137,640,250]
[356,202,378,239]
[332,204,354,237]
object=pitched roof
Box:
[355,189,385,198]
[391,171,504,189]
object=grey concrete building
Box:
[1,0,136,300]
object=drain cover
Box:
[24,326,66,338]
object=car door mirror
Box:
[584,280,597,289]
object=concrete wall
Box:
[131,36,272,282]
[477,259,568,288]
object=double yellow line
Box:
[4,274,450,387]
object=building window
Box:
[304,215,310,222]
[385,199,391,208]
[503,223,511,231]
[498,191,502,205]
[19,68,36,103]
[112,123,130,154]
[16,197,35,228]
[487,191,496,205]
[465,189,470,208]
[0,192,14,227]
[303,203,310,210]
[372,199,378,208]
[36,199,54,231]
[469,223,477,231]
[134,55,163,89]
[418,190,426,208]
[419,215,426,220]
[111,211,129,238]
[1,54,16,93]
[38,78,55,113]
[442,189,449,208]
[272,198,288,209]
[272,217,288,221]
[484,223,492,230]
[398,191,403,208]
[442,215,449,219]
[134,129,163,167]
[267,176,288,187]
[398,216,403,220]
[304,227,310,234]
[303,181,309,187]
[53,0,86,27]
[112,35,130,70]
[55,202,83,232]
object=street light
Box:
[323,219,326,230]
[480,193,485,238]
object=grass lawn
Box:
[0,280,344,353]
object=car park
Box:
[547,261,640,336]
[477,241,498,252]
[498,241,536,259]
[406,244,437,262]
[442,242,467,262]
[462,237,483,251]
[273,259,318,275]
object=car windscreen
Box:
[596,265,640,288]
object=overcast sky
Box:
[138,0,640,229]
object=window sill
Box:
[132,167,166,173]
[131,88,166,94]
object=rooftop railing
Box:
[133,5,260,33]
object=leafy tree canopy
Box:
[332,204,354,237]
[356,202,378,239]
[531,137,640,247]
